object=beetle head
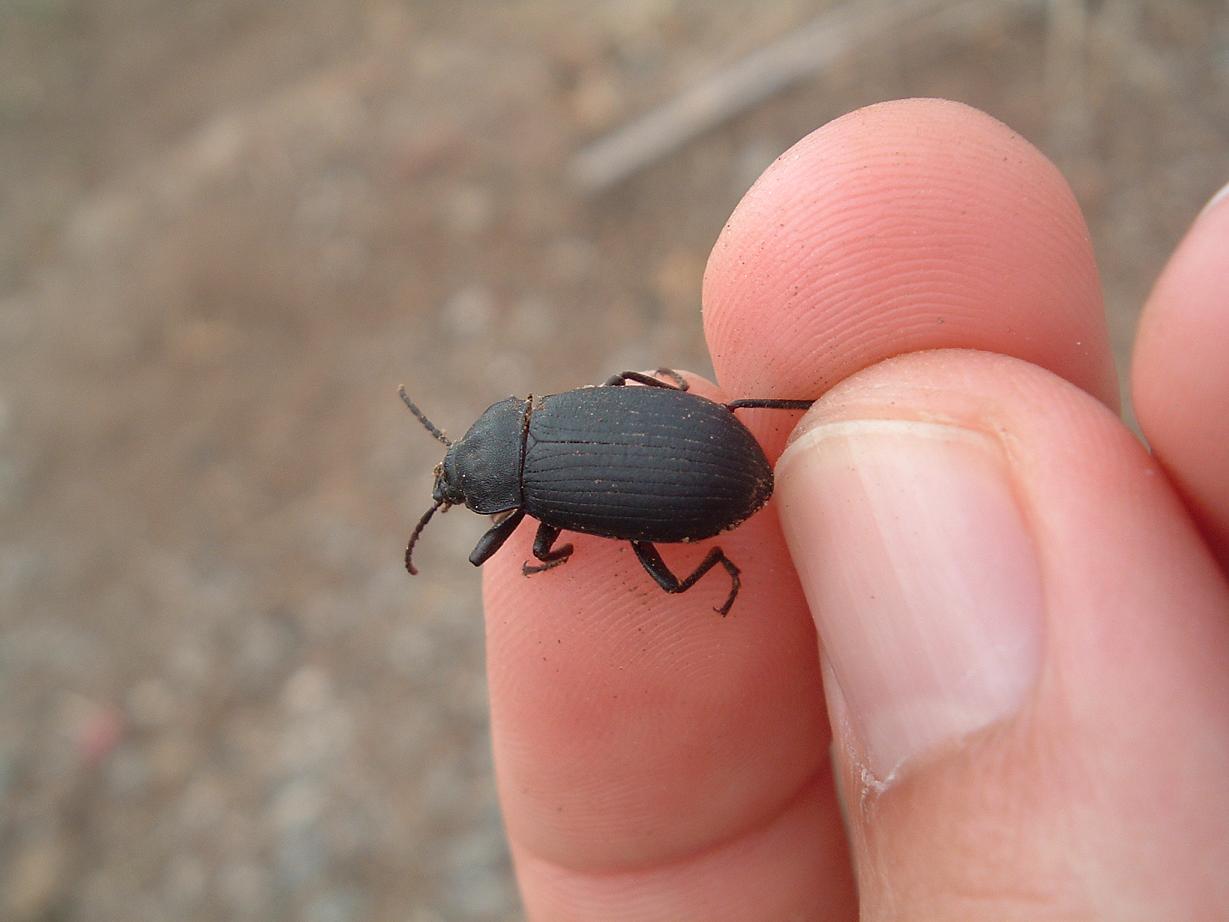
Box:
[439,396,526,515]
[399,387,528,575]
[432,455,465,506]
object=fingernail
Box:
[777,419,1044,782]
[1199,179,1229,220]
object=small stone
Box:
[509,294,555,344]
[652,248,703,312]
[178,777,226,832]
[59,694,123,766]
[442,285,495,338]
[219,862,272,914]
[276,831,327,887]
[149,733,195,786]
[165,853,207,905]
[546,236,596,280]
[187,116,246,177]
[167,318,241,366]
[106,745,149,798]
[305,888,365,922]
[443,184,494,236]
[273,779,325,832]
[234,612,297,694]
[126,678,175,728]
[735,138,785,190]
[3,835,67,920]
[570,65,623,130]
[281,665,332,715]
[169,641,211,689]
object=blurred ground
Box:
[0,1,1224,919]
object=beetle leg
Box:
[724,398,813,411]
[468,509,526,567]
[522,522,574,576]
[717,398,816,410]
[630,541,741,616]
[652,368,689,390]
[603,368,689,391]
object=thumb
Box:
[776,349,1229,919]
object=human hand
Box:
[481,98,1229,920]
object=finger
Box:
[703,97,1117,415]
[484,371,855,921]
[1133,188,1229,567]
[777,350,1229,918]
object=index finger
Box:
[484,370,852,920]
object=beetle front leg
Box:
[603,368,689,391]
[468,508,526,567]
[630,541,741,616]
[522,522,574,576]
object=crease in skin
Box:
[508,760,833,880]
[784,404,997,451]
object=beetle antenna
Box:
[405,498,446,575]
[398,386,452,446]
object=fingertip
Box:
[703,98,1116,408]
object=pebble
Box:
[276,829,327,887]
[126,677,176,728]
[3,835,67,921]
[106,745,150,798]
[218,862,273,915]
[442,285,496,338]
[305,888,365,922]
[233,611,298,694]
[164,853,207,906]
[281,665,332,715]
[443,184,495,236]
[273,778,326,833]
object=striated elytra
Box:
[400,369,813,615]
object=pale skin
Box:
[481,99,1229,920]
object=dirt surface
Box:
[1,2,1225,919]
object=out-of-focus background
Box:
[0,1,1224,919]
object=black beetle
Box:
[400,369,812,615]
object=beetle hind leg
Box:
[724,398,813,411]
[522,522,574,576]
[603,368,689,391]
[631,541,741,616]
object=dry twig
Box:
[570,0,1044,193]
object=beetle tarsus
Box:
[631,541,741,617]
[653,367,689,390]
[523,556,570,576]
[603,369,688,391]
[522,522,573,575]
